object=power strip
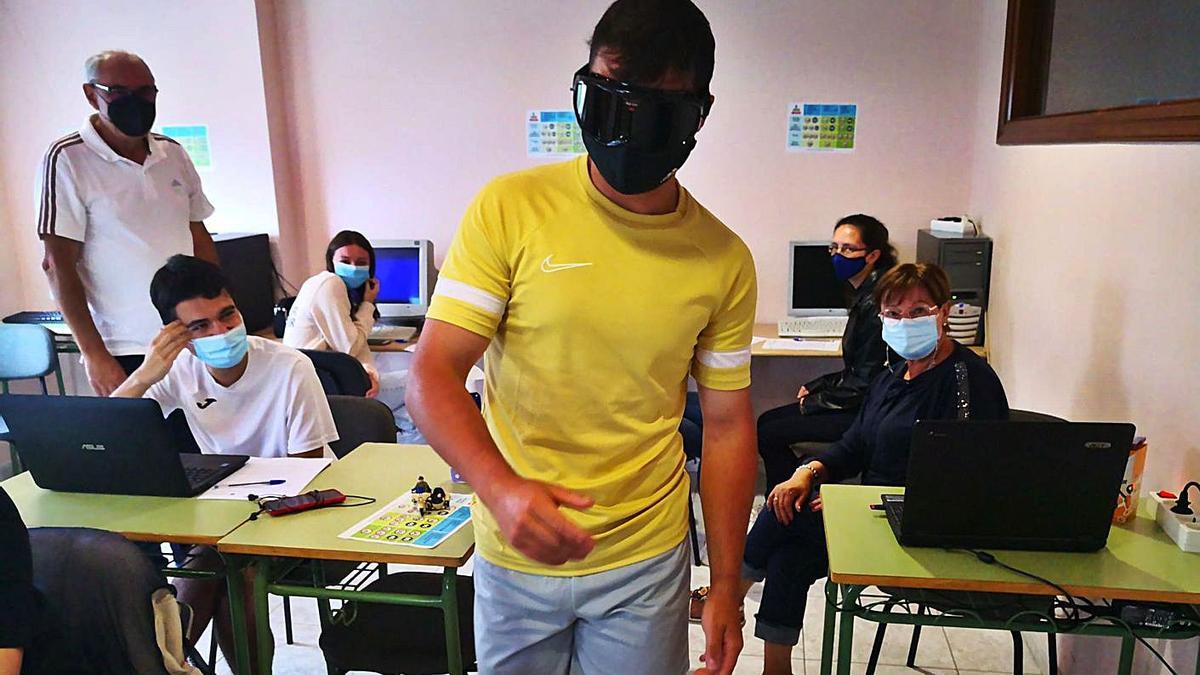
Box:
[1153,492,1200,552]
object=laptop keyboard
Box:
[183,464,222,488]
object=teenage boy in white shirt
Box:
[113,254,338,671]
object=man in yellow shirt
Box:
[408,1,756,673]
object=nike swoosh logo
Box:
[197,398,216,409]
[541,256,593,273]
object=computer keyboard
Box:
[4,310,64,324]
[777,316,849,338]
[183,464,222,488]
[369,324,418,342]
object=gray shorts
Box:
[473,541,691,675]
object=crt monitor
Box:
[373,239,435,321]
[788,241,848,317]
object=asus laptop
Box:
[0,395,247,497]
[882,420,1134,552]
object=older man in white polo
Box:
[39,50,219,395]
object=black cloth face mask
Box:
[105,94,156,138]
[571,65,711,196]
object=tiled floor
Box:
[202,563,1043,675]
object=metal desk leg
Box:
[836,585,863,675]
[255,557,275,675]
[221,553,252,675]
[1117,633,1135,675]
[820,582,838,675]
[442,568,464,675]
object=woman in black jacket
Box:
[739,263,1009,674]
[758,214,897,493]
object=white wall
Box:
[0,0,279,310]
[266,0,983,317]
[968,1,1200,672]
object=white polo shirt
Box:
[36,115,214,356]
[283,271,377,370]
[145,337,339,458]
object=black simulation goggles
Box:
[571,65,712,151]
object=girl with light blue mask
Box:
[283,230,382,397]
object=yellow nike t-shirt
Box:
[427,156,757,575]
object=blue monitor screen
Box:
[375,247,422,305]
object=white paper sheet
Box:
[762,338,841,352]
[198,457,333,500]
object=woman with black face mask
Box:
[757,214,897,495]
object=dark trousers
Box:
[757,404,856,495]
[742,504,829,645]
[114,354,145,374]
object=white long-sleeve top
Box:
[283,271,377,371]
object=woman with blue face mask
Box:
[729,263,1009,671]
[283,230,382,396]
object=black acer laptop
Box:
[882,420,1135,552]
[0,395,247,497]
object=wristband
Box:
[799,463,821,483]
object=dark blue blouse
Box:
[811,342,1009,486]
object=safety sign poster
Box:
[787,103,857,152]
[527,110,585,157]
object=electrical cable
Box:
[962,549,1184,674]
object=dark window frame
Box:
[997,0,1200,145]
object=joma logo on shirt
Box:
[197,398,217,409]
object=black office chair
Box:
[29,526,215,675]
[864,408,1068,675]
[278,395,399,646]
[319,571,477,674]
[301,349,371,396]
[327,395,398,458]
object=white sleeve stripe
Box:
[433,278,506,316]
[696,347,752,369]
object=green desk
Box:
[1,471,259,673]
[819,484,1200,675]
[217,443,475,675]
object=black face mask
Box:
[572,65,711,196]
[106,94,156,138]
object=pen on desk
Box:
[228,479,287,487]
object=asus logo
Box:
[81,443,106,451]
[1084,441,1112,449]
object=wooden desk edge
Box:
[217,541,475,568]
[827,571,1200,606]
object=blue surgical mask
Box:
[333,262,370,289]
[191,324,249,369]
[831,253,867,281]
[881,315,940,360]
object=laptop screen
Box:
[790,243,846,313]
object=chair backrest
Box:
[300,349,371,397]
[327,395,398,458]
[1008,408,1068,423]
[29,527,173,675]
[0,324,56,381]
